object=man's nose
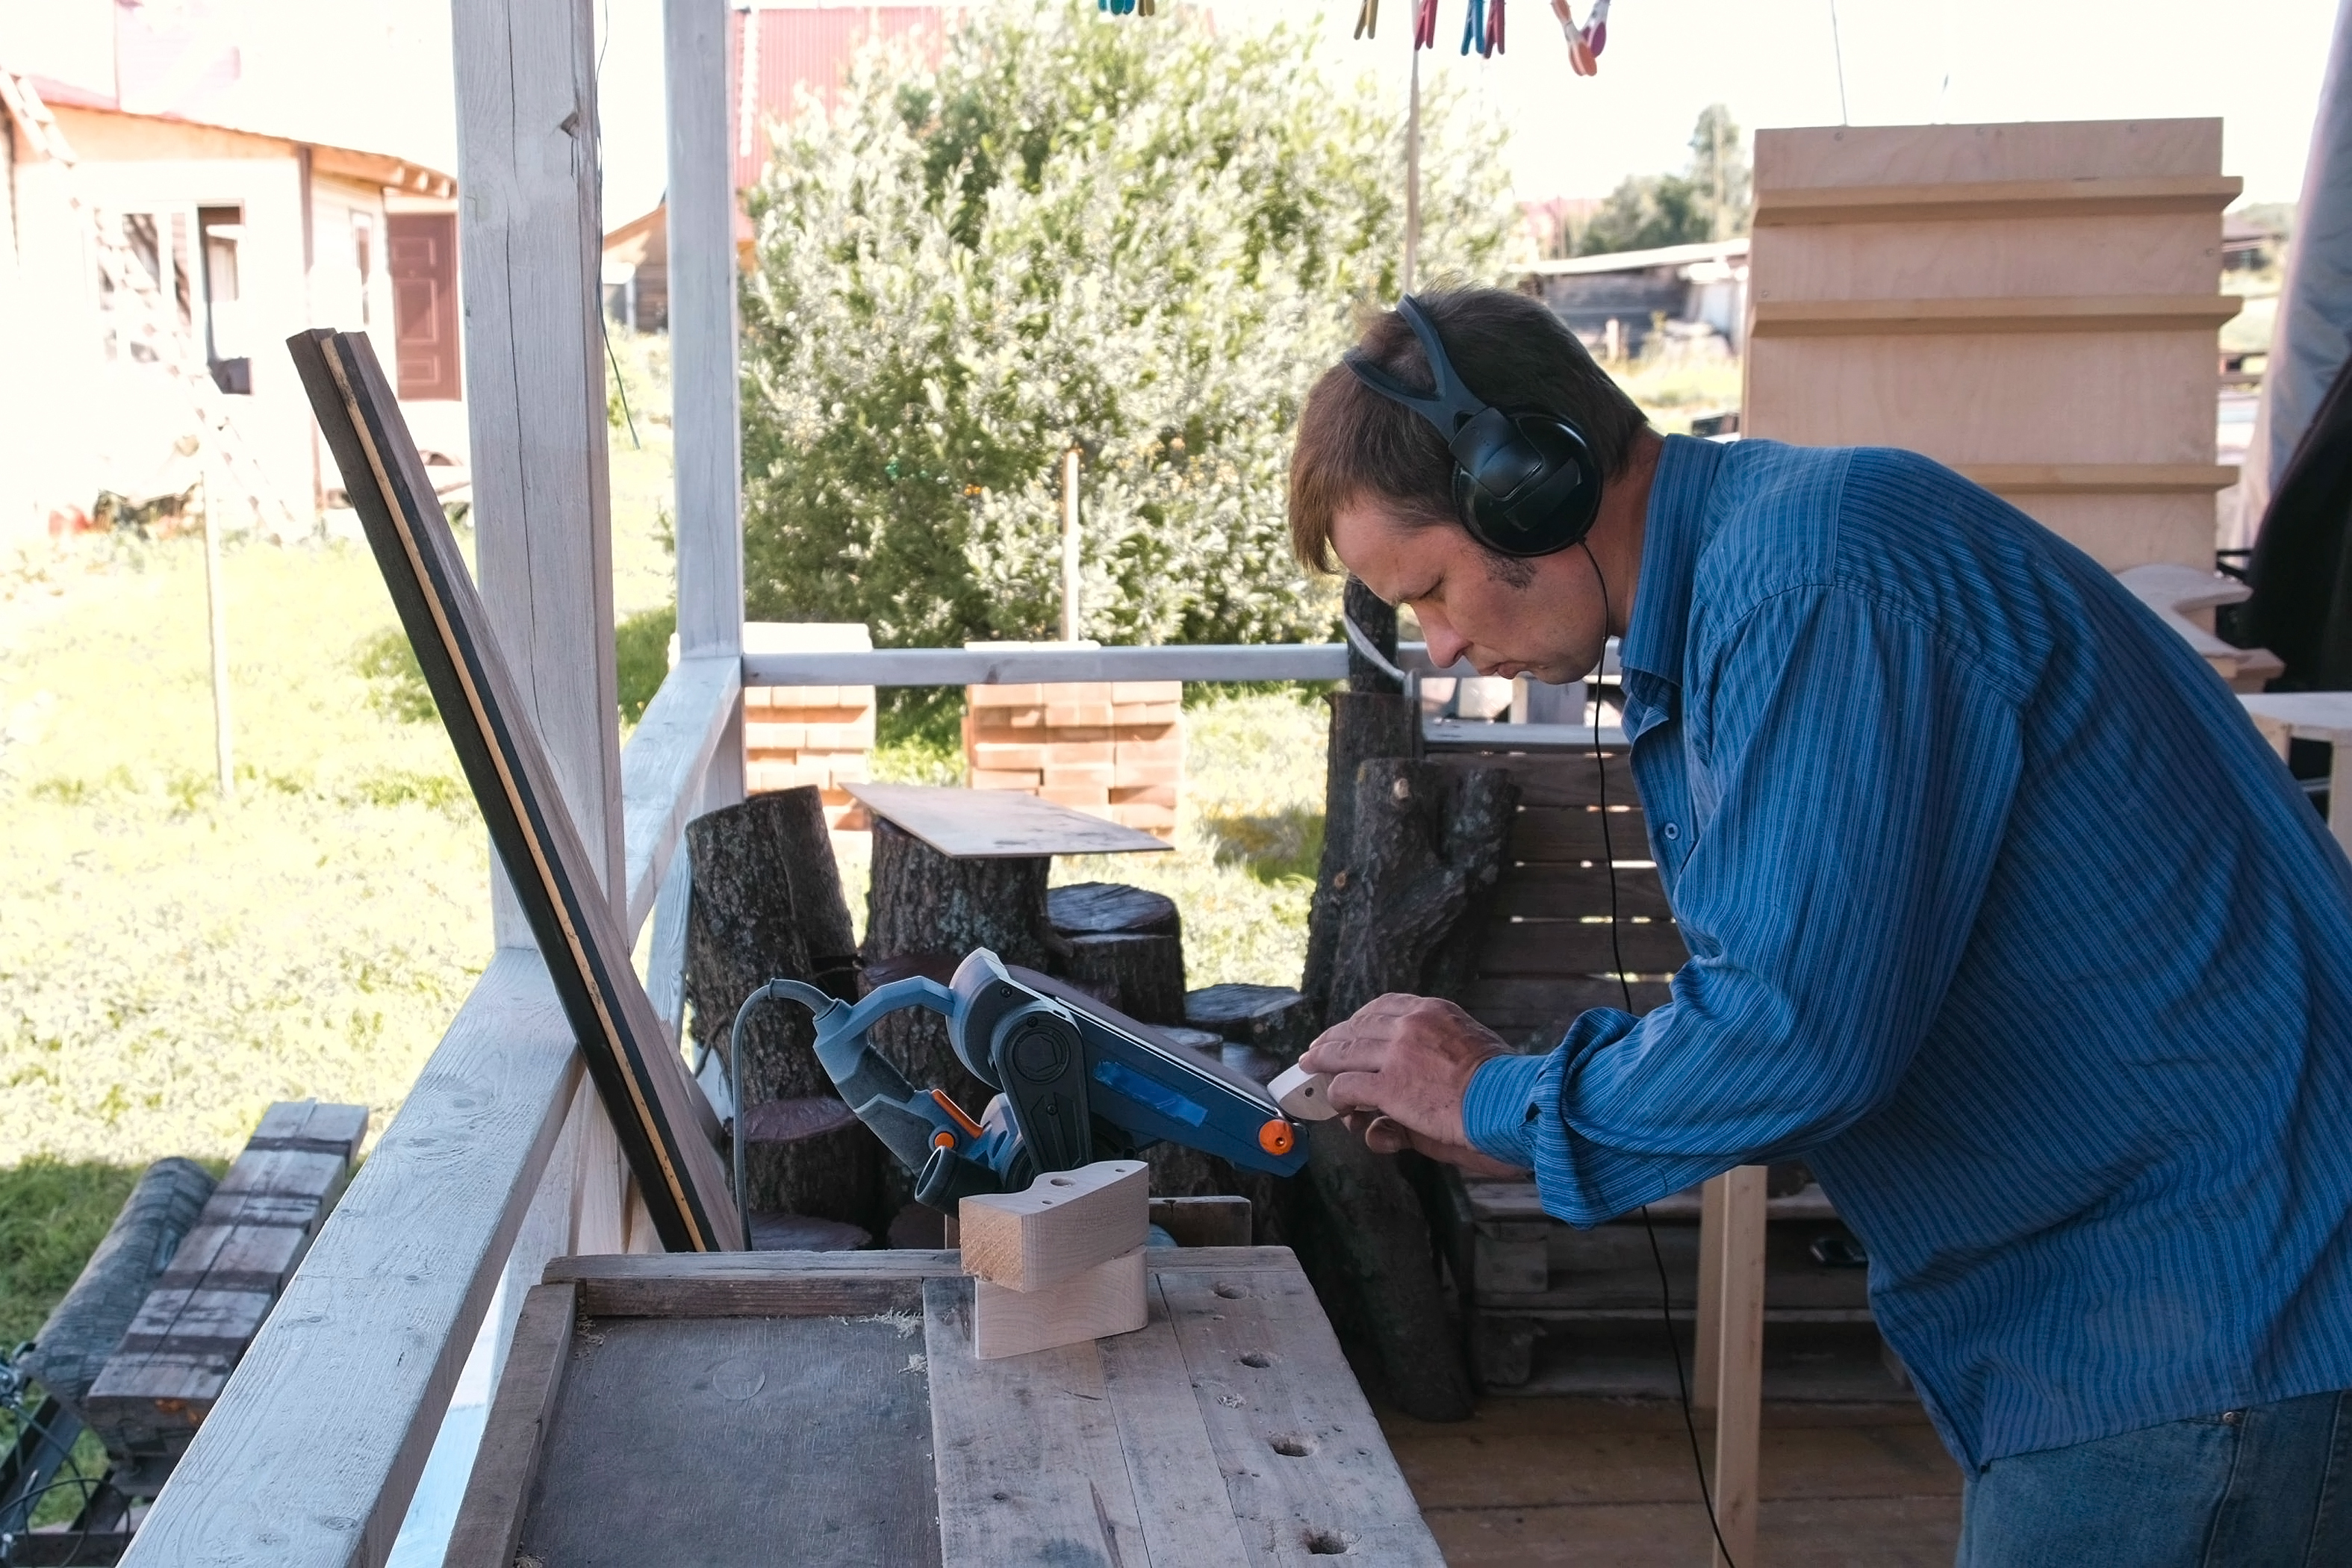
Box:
[1423,624,1469,670]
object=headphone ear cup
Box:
[1456,414,1604,557]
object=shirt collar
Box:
[1617,434,1726,708]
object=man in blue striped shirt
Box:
[1290,289,2352,1564]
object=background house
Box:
[1516,235,1752,360]
[0,1,460,546]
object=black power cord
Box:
[1579,539,1739,1568]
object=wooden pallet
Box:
[1434,1172,1899,1397]
[82,1101,367,1488]
[449,1246,1443,1567]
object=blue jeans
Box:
[1958,1390,2352,1567]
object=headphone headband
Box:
[1341,293,1605,559]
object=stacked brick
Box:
[963,680,1183,839]
[741,622,875,830]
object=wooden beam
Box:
[1749,293,2242,337]
[619,653,741,933]
[119,953,585,1568]
[1959,462,2239,495]
[1752,173,2242,225]
[960,1161,1148,1293]
[665,0,744,807]
[1705,1166,1767,1568]
[452,0,626,939]
[443,1281,577,1568]
[742,642,1481,688]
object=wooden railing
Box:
[119,662,738,1567]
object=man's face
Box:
[1329,498,1607,685]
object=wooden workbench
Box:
[449,1246,1441,1567]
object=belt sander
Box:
[735,951,1309,1215]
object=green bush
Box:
[615,604,677,726]
[738,0,1511,650]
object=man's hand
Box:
[1298,994,1530,1177]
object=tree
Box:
[1575,103,1749,256]
[737,1,1512,649]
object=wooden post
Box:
[1705,1165,1767,1568]
[1060,446,1081,642]
[199,470,234,800]
[1402,46,1421,293]
[667,0,745,810]
[1693,1175,1723,1408]
[453,0,626,939]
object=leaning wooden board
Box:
[449,1247,1442,1567]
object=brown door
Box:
[386,214,460,401]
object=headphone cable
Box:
[1579,539,1739,1568]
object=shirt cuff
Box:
[1463,1051,1556,1170]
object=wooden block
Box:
[1044,738,1116,764]
[800,718,875,749]
[155,1223,309,1295]
[1111,702,1181,725]
[1109,783,1177,808]
[1269,1063,1337,1121]
[969,703,1045,732]
[1108,803,1176,832]
[969,768,1044,791]
[111,1287,276,1355]
[972,1246,1148,1360]
[824,753,868,785]
[968,683,1045,706]
[245,1101,369,1160]
[1045,703,1115,728]
[1039,681,1114,703]
[1039,785,1111,809]
[772,684,838,707]
[745,721,808,750]
[1113,734,1183,763]
[1044,765,1118,792]
[960,1160,1148,1292]
[212,1148,348,1201]
[1110,681,1181,703]
[742,685,774,709]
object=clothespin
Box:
[1415,0,1439,49]
[1489,0,1505,54]
[1585,0,1609,55]
[1356,0,1380,40]
[1551,0,1600,73]
[1460,0,1486,55]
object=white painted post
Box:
[667,0,747,811]
[199,470,235,799]
[452,0,627,940]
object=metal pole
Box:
[1403,46,1422,293]
[1060,445,1081,642]
[200,470,235,799]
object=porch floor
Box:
[1378,1396,1963,1567]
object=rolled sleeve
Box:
[1463,1050,1559,1169]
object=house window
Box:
[387,212,460,401]
[198,204,250,394]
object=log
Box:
[1184,983,1314,1064]
[1048,881,1180,939]
[1292,756,1518,1423]
[1059,933,1186,1025]
[684,787,877,1228]
[1301,691,1419,1023]
[862,820,1052,1174]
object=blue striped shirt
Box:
[1463,435,2352,1468]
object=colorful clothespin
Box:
[1460,0,1486,55]
[1414,0,1439,49]
[1551,0,1602,73]
[1356,0,1380,40]
[1489,0,1506,54]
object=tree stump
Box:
[1048,881,1180,939]
[1185,983,1315,1065]
[862,818,1052,1154]
[1326,759,1520,1017]
[1048,882,1186,1023]
[684,787,877,1230]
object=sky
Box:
[592,0,2347,225]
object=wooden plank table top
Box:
[452,1246,1441,1567]
[850,783,1173,859]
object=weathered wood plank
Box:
[443,1281,576,1568]
[119,951,585,1568]
[521,1311,940,1567]
[925,1277,1145,1568]
[852,783,1172,859]
[453,0,626,938]
[1095,1274,1257,1567]
[620,653,741,933]
[1155,1264,1446,1565]
[1474,916,1690,977]
[246,1102,369,1160]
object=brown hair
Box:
[1288,287,1649,573]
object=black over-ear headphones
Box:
[1343,294,1606,558]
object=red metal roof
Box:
[728,6,952,190]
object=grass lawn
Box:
[0,411,1329,1342]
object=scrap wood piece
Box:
[972,1248,1148,1360]
[960,1160,1148,1292]
[287,328,740,1254]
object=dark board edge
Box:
[446,1281,576,1568]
